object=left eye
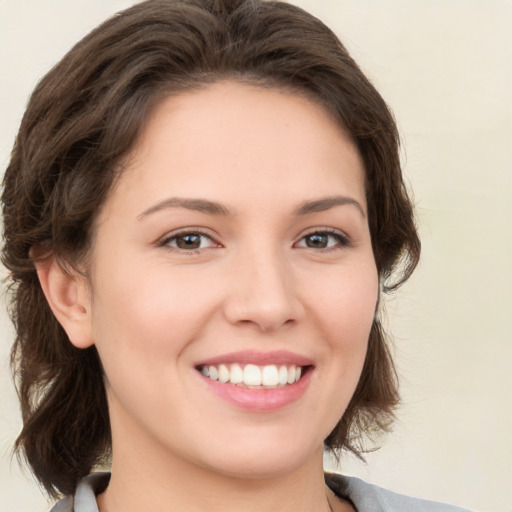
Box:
[295,231,348,250]
[163,232,217,251]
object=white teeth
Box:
[262,365,279,386]
[230,363,243,384]
[243,364,262,386]
[200,363,305,387]
[278,365,288,385]
[218,364,230,383]
[208,365,218,380]
[287,366,296,384]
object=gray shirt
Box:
[49,471,473,512]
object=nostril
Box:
[221,267,304,331]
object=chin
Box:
[191,429,324,480]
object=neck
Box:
[99,449,333,512]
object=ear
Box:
[35,256,94,349]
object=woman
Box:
[1,1,472,511]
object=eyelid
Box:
[157,227,222,251]
[294,227,352,249]
[156,226,351,252]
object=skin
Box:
[39,81,378,512]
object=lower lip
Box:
[198,368,313,412]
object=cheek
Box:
[303,262,378,437]
[91,251,216,336]
[306,262,378,347]
[88,260,220,392]
[87,276,210,432]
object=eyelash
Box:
[159,230,219,254]
[158,228,351,254]
[294,229,352,251]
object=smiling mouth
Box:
[196,363,309,389]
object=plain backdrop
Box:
[1,1,511,511]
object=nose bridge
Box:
[223,238,302,331]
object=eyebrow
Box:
[138,197,231,219]
[138,194,365,220]
[294,196,365,217]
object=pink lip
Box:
[195,349,314,367]
[195,350,314,412]
[199,371,312,412]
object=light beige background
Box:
[1,1,510,511]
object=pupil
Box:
[307,234,327,248]
[177,234,200,249]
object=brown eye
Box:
[304,233,329,248]
[295,231,349,250]
[175,234,202,249]
[163,231,217,251]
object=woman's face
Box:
[82,81,378,478]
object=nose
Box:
[223,247,304,332]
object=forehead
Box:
[105,80,366,217]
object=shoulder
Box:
[325,472,475,512]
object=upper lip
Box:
[195,350,314,367]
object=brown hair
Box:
[2,0,420,498]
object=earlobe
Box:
[35,256,94,349]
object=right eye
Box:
[160,231,219,252]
